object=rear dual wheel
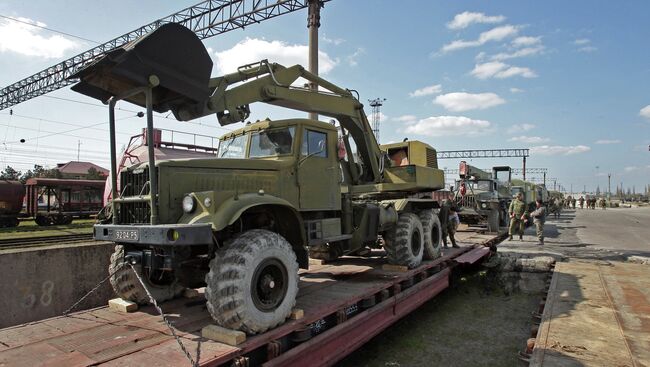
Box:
[383,213,425,268]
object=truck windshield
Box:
[249,127,295,158]
[218,134,247,158]
[467,180,492,191]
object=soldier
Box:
[578,196,585,209]
[530,199,546,245]
[439,199,450,247]
[448,206,460,248]
[508,192,527,241]
[571,197,577,209]
[600,197,607,210]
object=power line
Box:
[0,14,100,44]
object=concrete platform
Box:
[531,261,650,367]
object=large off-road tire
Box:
[109,245,183,304]
[383,212,424,268]
[419,210,442,260]
[205,229,299,335]
[487,209,500,233]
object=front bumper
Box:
[94,223,213,246]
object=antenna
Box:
[368,98,386,142]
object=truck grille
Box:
[118,201,151,224]
[118,168,153,224]
[121,168,150,197]
[457,195,477,209]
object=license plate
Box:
[113,230,139,241]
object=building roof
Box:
[56,161,108,176]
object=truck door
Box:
[298,128,341,210]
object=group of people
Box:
[578,196,607,210]
[508,192,547,246]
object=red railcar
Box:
[25,178,106,226]
[0,180,25,227]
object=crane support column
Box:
[307,0,322,121]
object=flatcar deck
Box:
[0,230,503,367]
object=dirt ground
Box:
[339,271,542,367]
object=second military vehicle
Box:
[71,24,445,334]
[454,161,512,232]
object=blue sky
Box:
[0,0,648,194]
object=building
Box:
[56,161,109,179]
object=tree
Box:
[87,167,104,180]
[0,166,21,180]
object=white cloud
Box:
[434,92,505,112]
[595,139,621,144]
[441,25,519,52]
[512,36,542,47]
[508,135,550,143]
[0,16,79,58]
[471,61,537,79]
[573,39,597,52]
[491,46,545,61]
[624,166,638,172]
[393,115,417,122]
[530,145,591,156]
[507,123,536,134]
[510,87,524,93]
[640,105,650,119]
[409,84,442,97]
[404,116,492,137]
[447,11,506,30]
[578,46,597,52]
[213,38,338,74]
[347,47,365,66]
[322,35,344,45]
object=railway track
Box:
[0,233,95,250]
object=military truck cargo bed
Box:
[0,230,503,367]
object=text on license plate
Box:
[114,230,139,241]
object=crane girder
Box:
[0,0,331,111]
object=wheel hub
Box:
[252,258,288,312]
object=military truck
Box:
[453,161,511,232]
[71,24,445,334]
[511,179,549,212]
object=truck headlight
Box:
[480,202,487,209]
[182,195,196,213]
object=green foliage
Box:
[0,166,21,180]
[86,167,104,180]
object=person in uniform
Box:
[571,197,577,209]
[530,199,546,245]
[578,196,585,209]
[439,199,451,248]
[446,205,460,248]
[508,192,527,240]
[600,197,607,210]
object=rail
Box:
[0,233,95,249]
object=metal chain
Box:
[128,264,198,367]
[62,261,126,316]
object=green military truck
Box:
[71,24,445,334]
[511,179,549,212]
[454,161,512,232]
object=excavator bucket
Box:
[70,23,212,114]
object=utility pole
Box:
[368,98,386,142]
[608,173,611,200]
[77,140,81,161]
[307,0,323,121]
[522,156,526,181]
[543,171,546,186]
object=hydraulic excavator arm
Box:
[174,60,385,185]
